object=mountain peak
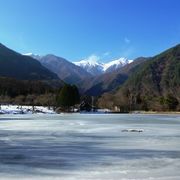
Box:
[0,45,59,80]
[23,52,34,56]
[74,59,103,68]
[74,57,133,75]
[74,55,103,68]
[103,58,133,72]
[23,53,42,60]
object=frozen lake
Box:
[0,114,180,180]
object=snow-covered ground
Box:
[0,105,56,114]
[0,105,111,114]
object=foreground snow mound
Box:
[0,105,56,114]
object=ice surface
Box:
[0,114,180,179]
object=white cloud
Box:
[84,54,100,63]
[124,37,131,44]
[74,54,100,65]
[79,52,110,64]
[103,51,110,57]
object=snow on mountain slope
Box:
[74,55,104,75]
[23,53,42,60]
[25,52,133,77]
[104,58,133,72]
[74,60,104,75]
[24,53,92,84]
[74,57,133,75]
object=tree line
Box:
[0,77,81,112]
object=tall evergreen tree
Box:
[57,84,80,110]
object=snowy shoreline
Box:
[0,105,56,114]
[0,105,111,115]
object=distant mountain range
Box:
[0,43,133,89]
[74,58,133,76]
[27,54,92,84]
[27,53,133,85]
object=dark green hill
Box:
[98,44,180,111]
[0,43,59,80]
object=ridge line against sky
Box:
[0,0,180,62]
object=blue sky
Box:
[0,0,180,62]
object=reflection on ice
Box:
[0,114,180,179]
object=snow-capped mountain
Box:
[24,53,92,84]
[74,60,104,76]
[104,58,133,73]
[74,57,133,76]
[25,52,133,77]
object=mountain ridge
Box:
[27,54,93,84]
[0,43,59,81]
[74,57,133,75]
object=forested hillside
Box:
[98,44,180,111]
